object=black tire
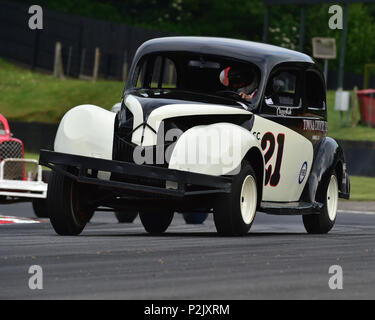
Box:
[213,162,258,236]
[303,172,339,234]
[32,170,51,218]
[32,199,48,218]
[47,170,94,235]
[183,212,208,224]
[115,211,138,223]
[139,211,174,234]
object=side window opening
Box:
[135,60,147,88]
[265,70,301,107]
[135,56,177,89]
[306,71,325,109]
[164,58,177,88]
[151,56,163,88]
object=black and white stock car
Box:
[40,37,350,236]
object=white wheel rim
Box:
[327,175,339,221]
[240,175,257,225]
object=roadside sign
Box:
[312,37,336,59]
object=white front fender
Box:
[168,122,262,176]
[54,105,116,160]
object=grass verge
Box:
[326,91,375,141]
[349,176,375,201]
[1,57,374,141]
[0,58,123,123]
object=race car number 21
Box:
[261,132,285,187]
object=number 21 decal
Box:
[261,132,285,187]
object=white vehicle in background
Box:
[0,113,49,218]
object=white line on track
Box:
[0,215,42,225]
[338,209,375,215]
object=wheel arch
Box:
[54,105,116,161]
[169,122,262,177]
[243,146,264,203]
[301,137,350,204]
[334,159,350,199]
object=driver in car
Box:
[219,66,258,101]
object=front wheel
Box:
[47,170,94,235]
[303,173,339,234]
[213,162,258,236]
[32,170,51,218]
[115,211,138,223]
[139,211,174,234]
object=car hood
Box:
[125,89,251,118]
[123,89,253,146]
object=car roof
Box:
[132,36,314,71]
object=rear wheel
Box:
[183,212,208,224]
[115,211,138,223]
[213,162,258,236]
[303,173,339,234]
[32,170,51,218]
[48,170,94,235]
[139,211,174,234]
[32,199,48,218]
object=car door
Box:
[252,66,313,202]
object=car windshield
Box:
[128,52,261,107]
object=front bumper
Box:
[39,150,232,199]
[0,180,47,199]
[0,158,47,199]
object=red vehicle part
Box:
[357,89,375,127]
[0,114,25,180]
[0,113,48,218]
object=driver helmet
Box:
[219,66,256,89]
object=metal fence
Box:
[8,122,57,153]
[0,0,169,79]
[0,1,373,87]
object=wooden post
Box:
[53,42,59,77]
[79,48,86,77]
[66,46,72,76]
[364,64,375,89]
[92,47,100,82]
[53,42,64,79]
[352,86,358,128]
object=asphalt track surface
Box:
[0,201,374,300]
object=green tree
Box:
[15,0,375,74]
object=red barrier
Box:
[357,89,375,126]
